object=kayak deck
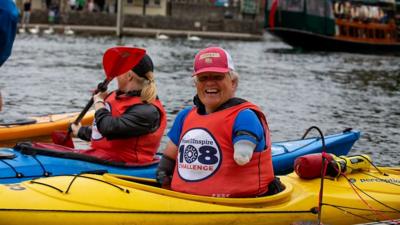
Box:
[0,167,398,225]
[0,111,94,143]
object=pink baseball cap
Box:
[193,47,235,76]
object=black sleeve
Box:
[94,103,161,140]
[77,126,92,142]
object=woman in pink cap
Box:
[156,46,277,198]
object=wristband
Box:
[94,100,105,105]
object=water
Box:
[1,33,399,166]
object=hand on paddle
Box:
[70,91,107,137]
[70,123,82,137]
[93,91,108,110]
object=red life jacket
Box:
[90,92,166,163]
[171,102,274,197]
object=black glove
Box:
[156,155,176,188]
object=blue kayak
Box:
[0,129,360,184]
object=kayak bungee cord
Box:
[322,203,395,223]
[30,180,64,193]
[0,153,50,181]
[331,155,400,211]
[65,173,130,194]
[0,159,23,179]
[342,173,400,213]
[29,174,130,194]
[31,155,51,177]
[301,126,400,224]
[327,158,400,223]
[342,173,400,223]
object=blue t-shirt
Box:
[167,107,266,152]
[0,0,19,66]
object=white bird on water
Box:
[64,26,75,35]
[43,26,54,35]
[19,27,26,34]
[156,32,169,40]
[187,33,201,41]
[29,25,40,34]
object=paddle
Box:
[52,47,146,147]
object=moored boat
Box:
[265,0,400,54]
[0,163,398,225]
[0,129,360,183]
[0,111,94,144]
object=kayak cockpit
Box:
[103,173,293,206]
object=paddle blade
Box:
[51,130,75,148]
[103,47,146,80]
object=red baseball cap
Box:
[193,47,235,76]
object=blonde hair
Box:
[139,71,157,103]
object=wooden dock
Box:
[18,24,264,41]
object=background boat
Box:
[265,0,400,53]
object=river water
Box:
[0,33,399,166]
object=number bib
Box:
[177,128,222,181]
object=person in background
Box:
[69,0,76,10]
[45,0,51,10]
[0,0,19,111]
[156,46,275,198]
[22,0,31,29]
[87,0,95,12]
[70,53,167,164]
[77,0,85,11]
[343,1,351,19]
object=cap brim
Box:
[192,67,230,76]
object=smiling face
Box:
[195,71,237,114]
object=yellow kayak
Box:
[0,111,94,143]
[0,167,399,225]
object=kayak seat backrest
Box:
[14,142,160,168]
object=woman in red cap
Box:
[156,46,275,197]
[69,54,167,163]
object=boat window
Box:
[307,0,331,17]
[277,0,304,12]
[326,1,334,18]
